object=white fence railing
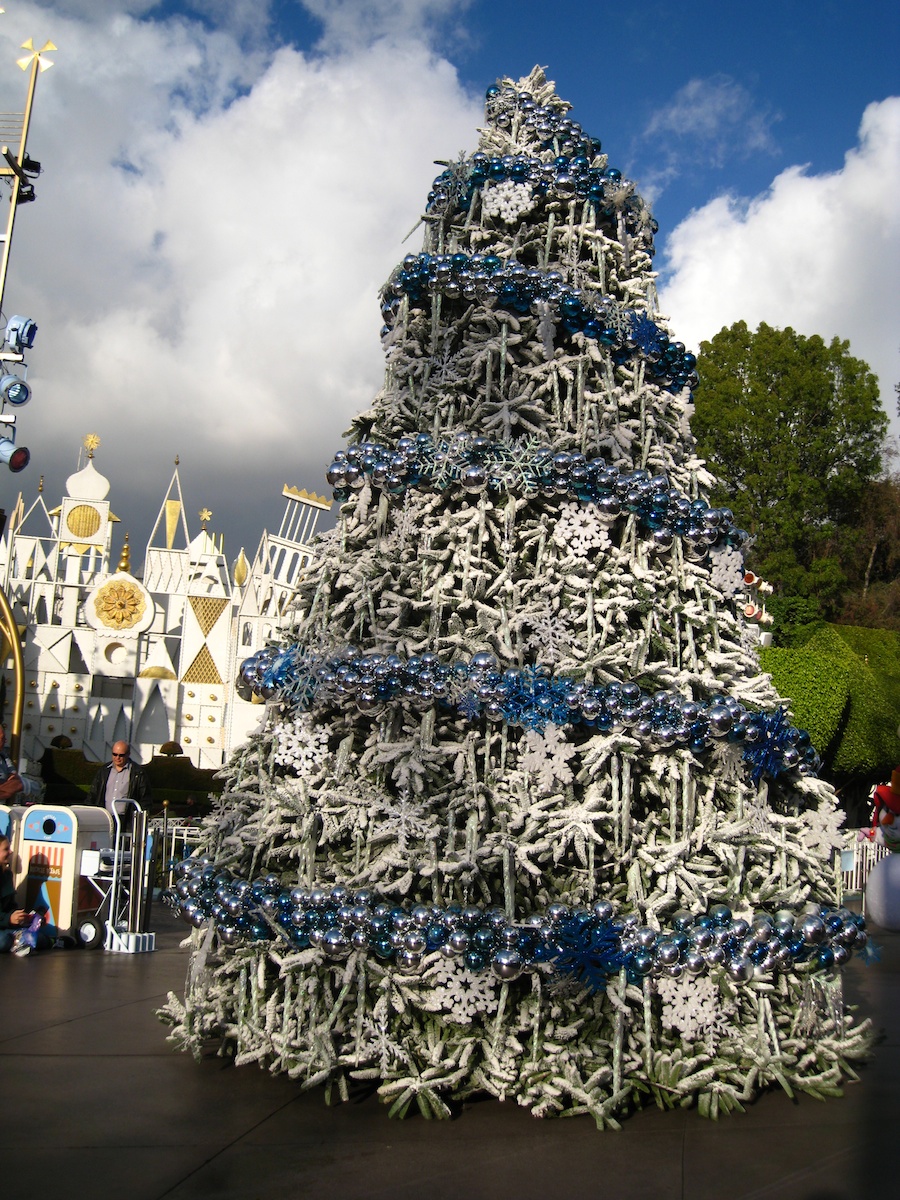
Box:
[149,818,206,889]
[840,830,892,902]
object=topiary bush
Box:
[763,624,899,784]
[829,626,900,712]
[757,646,849,756]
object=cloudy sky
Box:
[1,0,898,564]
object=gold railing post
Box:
[0,581,24,768]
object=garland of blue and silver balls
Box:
[326,432,748,553]
[425,82,656,243]
[381,253,698,393]
[171,862,867,991]
[427,152,654,244]
[239,647,820,782]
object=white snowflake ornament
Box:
[382,497,420,554]
[271,714,329,772]
[355,1010,411,1071]
[520,725,577,792]
[372,791,437,851]
[552,502,611,558]
[804,795,845,859]
[524,609,573,666]
[481,179,537,225]
[708,545,746,599]
[656,973,735,1045]
[421,956,500,1024]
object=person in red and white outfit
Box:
[871,768,900,849]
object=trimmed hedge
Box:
[757,646,849,755]
[828,626,900,712]
[761,623,900,781]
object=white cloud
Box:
[298,0,475,53]
[659,96,900,439]
[644,76,779,165]
[637,75,780,200]
[1,3,481,555]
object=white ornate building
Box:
[0,450,330,769]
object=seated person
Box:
[0,833,39,954]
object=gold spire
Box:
[117,532,131,574]
[233,547,249,588]
[38,475,43,493]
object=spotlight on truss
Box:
[0,434,29,472]
[0,374,31,406]
[4,315,37,352]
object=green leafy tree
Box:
[692,321,887,615]
[838,472,900,630]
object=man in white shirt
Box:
[87,741,152,817]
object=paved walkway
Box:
[2,905,896,1200]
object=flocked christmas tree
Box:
[163,70,872,1126]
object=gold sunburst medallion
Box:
[94,580,145,630]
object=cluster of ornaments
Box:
[484,83,603,156]
[171,861,867,991]
[381,253,697,393]
[238,646,820,782]
[427,152,655,247]
[326,431,748,553]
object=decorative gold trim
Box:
[182,644,224,685]
[282,485,333,510]
[65,503,102,539]
[94,579,146,630]
[189,595,228,637]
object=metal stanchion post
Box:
[128,808,147,931]
[161,798,169,887]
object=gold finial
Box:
[83,433,100,459]
[38,475,43,493]
[174,455,180,466]
[17,38,56,72]
[199,507,212,530]
[117,533,131,574]
[233,547,249,588]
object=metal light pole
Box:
[0,37,55,313]
[0,35,54,766]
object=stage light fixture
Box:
[0,436,29,472]
[0,374,31,406]
[5,315,37,352]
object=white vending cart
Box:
[10,803,115,947]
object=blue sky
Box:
[200,0,900,243]
[2,0,898,559]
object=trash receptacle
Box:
[10,804,114,946]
